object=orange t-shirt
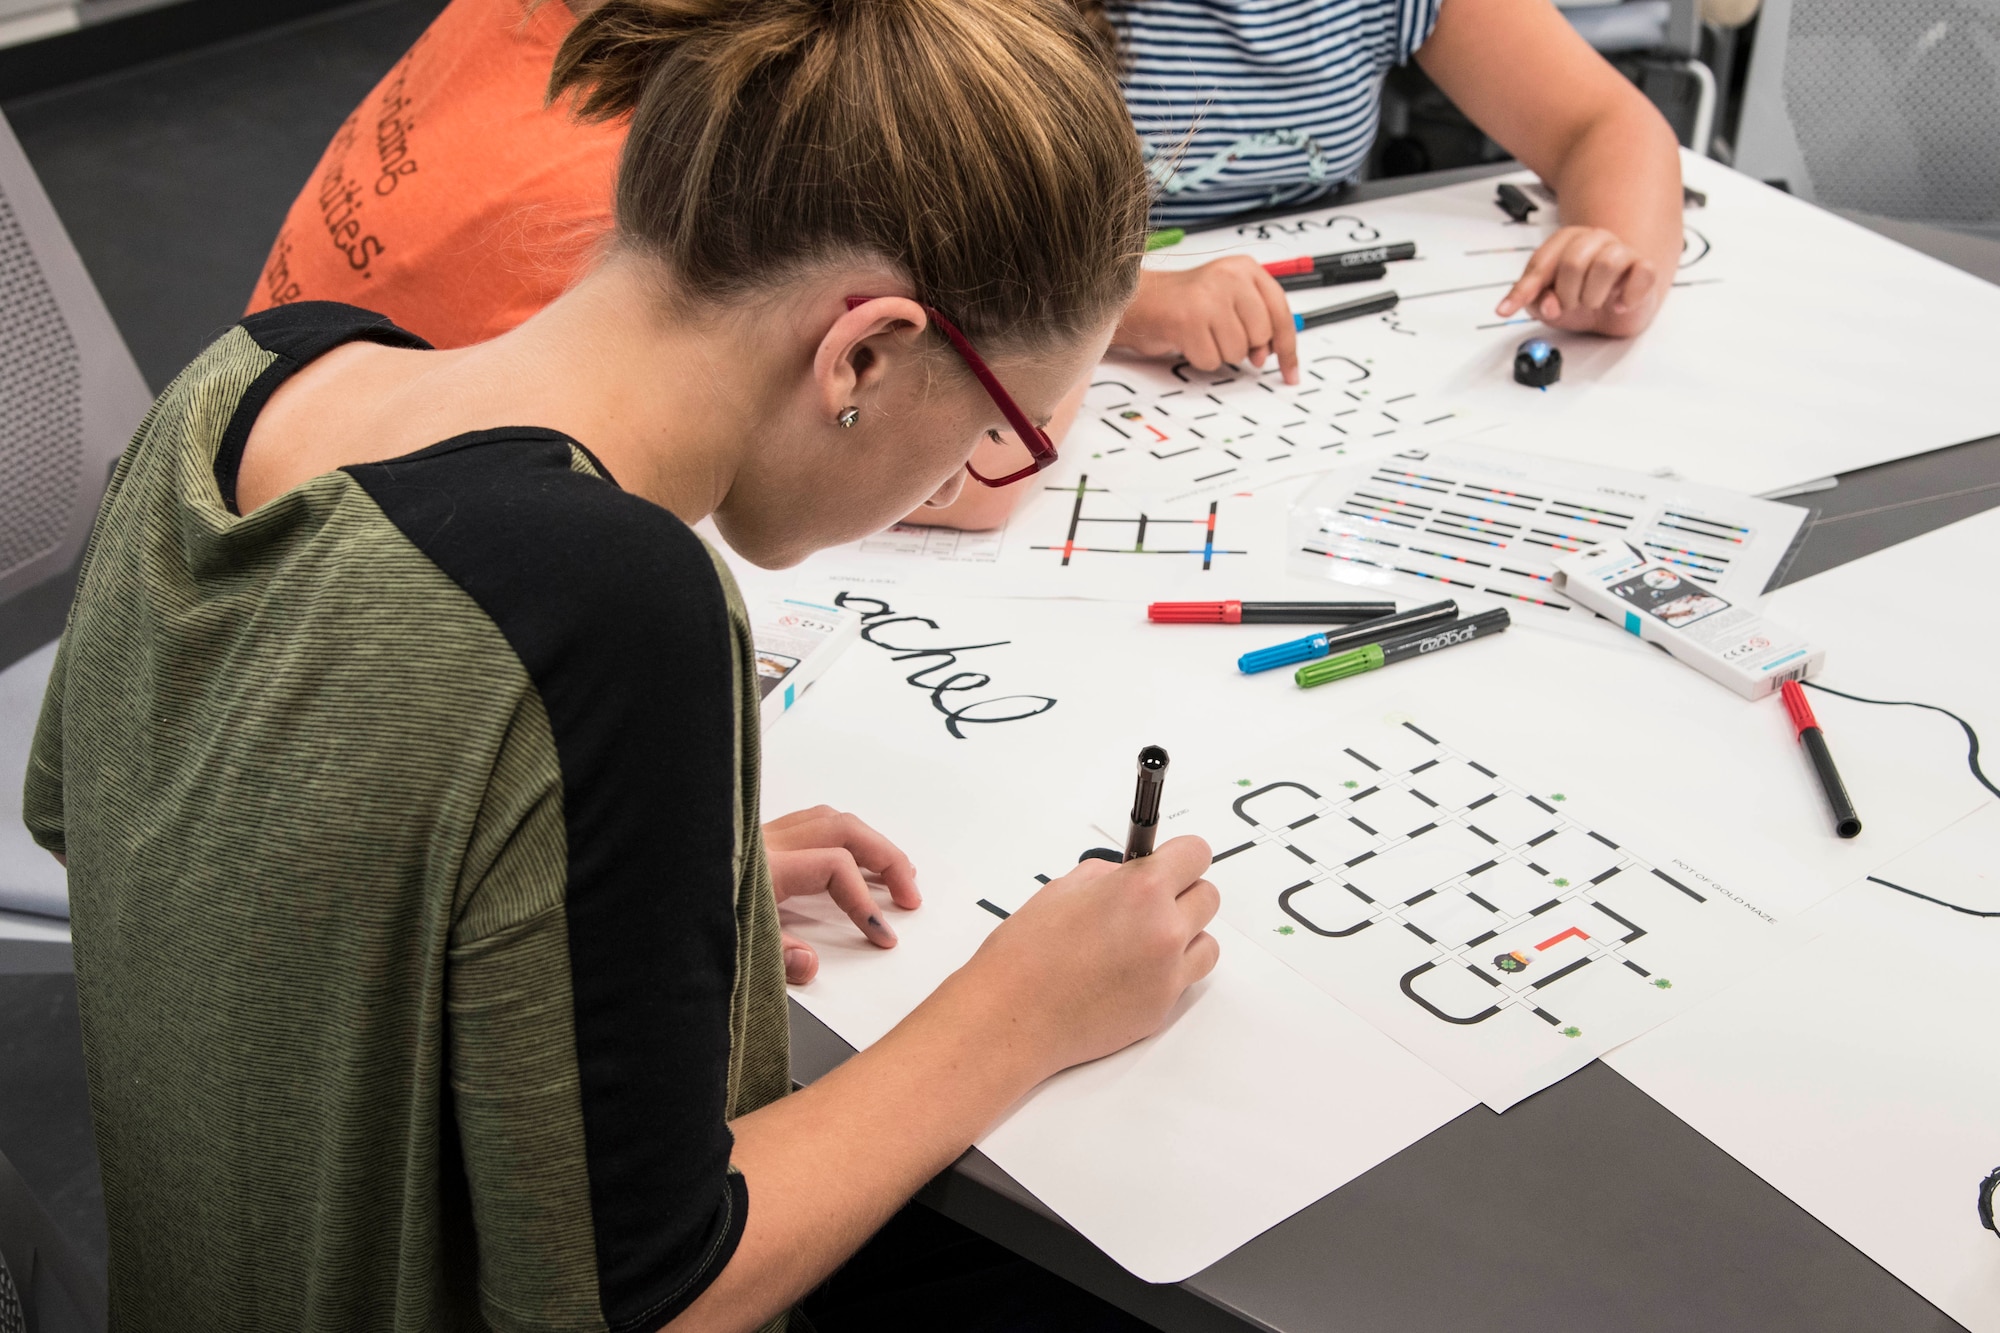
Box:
[246,0,623,349]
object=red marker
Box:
[1149,599,1395,625]
[1781,680,1861,839]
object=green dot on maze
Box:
[1343,780,1359,789]
[1276,925,1295,936]
[1653,978,1673,989]
[1562,1026,1582,1038]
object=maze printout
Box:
[1289,440,1807,635]
[1069,351,1480,502]
[1161,715,1795,1110]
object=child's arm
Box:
[1419,0,1684,337]
[1113,257,1302,385]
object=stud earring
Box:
[837,406,860,429]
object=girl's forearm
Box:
[1546,110,1685,292]
[663,973,1051,1332]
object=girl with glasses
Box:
[27,2,1219,1328]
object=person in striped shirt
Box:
[1101,0,1687,386]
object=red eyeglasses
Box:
[844,295,1058,487]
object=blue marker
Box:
[1294,290,1400,332]
[1237,599,1456,674]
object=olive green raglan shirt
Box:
[21,302,791,1333]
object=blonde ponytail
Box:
[550,0,1147,346]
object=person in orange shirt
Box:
[250,0,620,351]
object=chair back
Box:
[0,105,148,931]
[0,108,150,622]
[1736,0,2000,236]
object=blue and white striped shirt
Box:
[1113,0,1445,227]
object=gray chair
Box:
[1734,0,2000,239]
[1559,0,1717,153]
[0,1148,101,1333]
[0,106,151,965]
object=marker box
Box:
[1551,542,1822,699]
[752,596,862,729]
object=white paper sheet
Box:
[1144,153,2000,496]
[761,608,1476,1282]
[1286,436,1808,635]
[1605,807,2000,1333]
[779,834,1473,1285]
[1152,713,1808,1111]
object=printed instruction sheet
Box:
[1289,437,1808,632]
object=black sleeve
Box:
[223,303,432,511]
[350,429,746,1333]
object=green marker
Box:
[1295,609,1510,688]
[1145,227,1185,252]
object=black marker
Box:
[1495,182,1538,223]
[1238,599,1458,673]
[1264,242,1415,278]
[1292,291,1399,332]
[1277,263,1387,292]
[1294,609,1510,687]
[1319,241,1417,269]
[1149,598,1397,625]
[1124,746,1171,861]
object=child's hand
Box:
[1115,258,1301,384]
[765,806,922,984]
[1497,225,1663,336]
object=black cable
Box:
[1802,681,1998,918]
[1802,681,1997,800]
[1865,876,2000,919]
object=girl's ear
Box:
[812,296,930,424]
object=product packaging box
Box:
[1552,542,1822,699]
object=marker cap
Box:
[1238,635,1325,674]
[1295,644,1384,688]
[1149,600,1241,624]
[1780,678,1818,733]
